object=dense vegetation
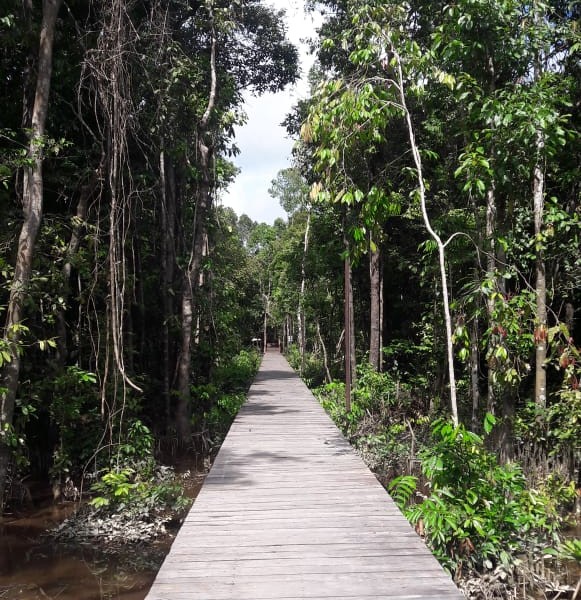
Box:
[1,0,580,594]
[283,0,581,589]
[0,0,297,510]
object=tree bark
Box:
[369,238,381,370]
[470,316,480,431]
[298,211,310,375]
[55,175,95,368]
[394,52,458,425]
[160,149,174,426]
[379,253,384,372]
[533,128,547,408]
[533,5,547,409]
[485,184,498,414]
[175,14,217,446]
[0,0,62,511]
[344,254,352,412]
[317,320,332,384]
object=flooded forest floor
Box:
[0,464,206,600]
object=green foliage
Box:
[286,345,327,387]
[47,366,100,481]
[90,420,187,517]
[512,323,581,460]
[90,464,187,517]
[545,538,581,564]
[403,418,564,575]
[214,349,261,393]
[203,392,246,446]
[315,380,354,433]
[191,349,260,447]
[315,364,425,479]
[388,474,417,510]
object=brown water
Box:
[0,473,205,600]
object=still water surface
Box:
[0,503,172,600]
[0,472,204,600]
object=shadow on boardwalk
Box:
[145,351,463,600]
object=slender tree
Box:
[0,0,62,508]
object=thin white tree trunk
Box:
[394,53,458,425]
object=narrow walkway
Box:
[146,351,463,600]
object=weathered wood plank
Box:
[145,351,462,600]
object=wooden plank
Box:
[145,351,462,600]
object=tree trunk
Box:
[162,157,177,427]
[316,320,332,384]
[533,129,547,408]
[175,14,217,446]
[0,0,62,511]
[485,184,498,414]
[394,52,458,425]
[55,176,94,368]
[263,293,269,353]
[470,316,480,431]
[533,5,547,409]
[379,253,384,372]
[369,238,381,370]
[298,211,310,375]
[344,254,352,412]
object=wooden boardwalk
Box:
[146,351,463,600]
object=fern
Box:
[388,474,417,510]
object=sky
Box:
[219,1,321,225]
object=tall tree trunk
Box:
[394,52,458,425]
[160,153,177,428]
[316,320,332,384]
[175,14,217,446]
[369,237,381,370]
[343,216,356,410]
[348,254,356,388]
[0,0,62,511]
[298,211,310,375]
[55,176,94,368]
[485,184,498,414]
[483,53,500,419]
[470,316,481,431]
[533,5,547,409]
[262,289,270,353]
[379,252,384,372]
[533,129,547,408]
[344,254,352,412]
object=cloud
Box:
[220,168,287,224]
[221,0,321,225]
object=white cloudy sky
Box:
[219,1,321,224]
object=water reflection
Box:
[0,470,205,600]
[0,506,169,600]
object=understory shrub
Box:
[286,345,327,387]
[192,348,260,447]
[315,363,428,481]
[389,417,566,577]
[214,348,261,393]
[90,420,188,520]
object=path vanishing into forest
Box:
[145,350,463,600]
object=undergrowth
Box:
[311,358,574,585]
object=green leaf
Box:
[483,413,496,435]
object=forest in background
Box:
[1,0,580,593]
